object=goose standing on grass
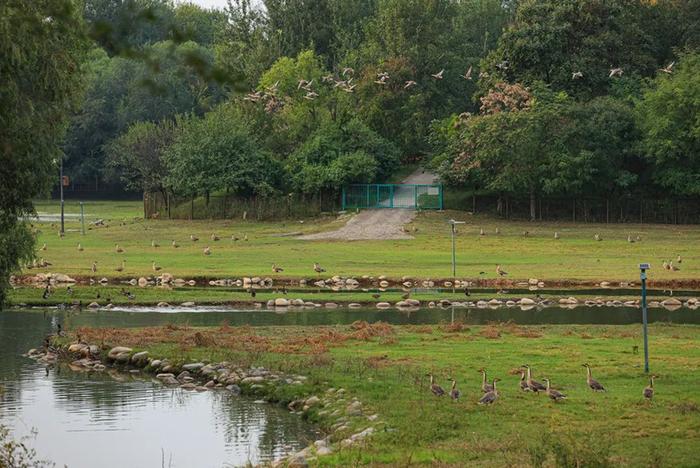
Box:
[523,365,546,393]
[77,243,84,251]
[519,370,530,391]
[172,240,179,248]
[677,255,682,264]
[272,264,283,273]
[313,263,326,275]
[115,260,125,272]
[643,376,655,401]
[427,374,446,396]
[211,233,220,241]
[151,240,159,248]
[152,261,162,272]
[554,231,560,240]
[543,378,566,401]
[582,363,606,391]
[190,235,199,242]
[480,369,494,393]
[115,244,124,253]
[449,378,461,400]
[431,69,444,80]
[203,246,211,256]
[41,243,47,251]
[627,235,635,243]
[496,265,508,276]
[594,233,602,241]
[478,378,500,405]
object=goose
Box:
[495,227,500,235]
[676,255,682,264]
[449,378,461,400]
[151,240,160,248]
[374,76,388,85]
[669,261,680,271]
[479,228,485,236]
[231,235,239,241]
[77,243,84,252]
[523,365,546,393]
[496,60,509,70]
[461,66,472,80]
[431,69,444,79]
[342,84,356,93]
[190,235,199,242]
[662,260,669,270]
[582,363,606,391]
[554,231,560,240]
[543,378,566,401]
[404,80,417,89]
[572,71,584,80]
[342,67,354,76]
[243,234,248,241]
[115,260,125,272]
[172,240,179,248]
[272,264,283,273]
[628,235,635,243]
[313,263,326,275]
[609,67,623,78]
[91,261,97,273]
[297,79,310,89]
[427,373,446,396]
[519,370,530,391]
[496,265,508,276]
[480,369,494,393]
[659,62,674,74]
[643,375,655,400]
[594,233,602,241]
[152,261,162,272]
[211,233,220,241]
[203,246,211,256]
[478,378,500,405]
[40,243,47,251]
[115,244,124,253]
[304,91,318,100]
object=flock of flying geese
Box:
[243,60,677,108]
[428,364,656,405]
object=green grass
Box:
[71,322,700,466]
[23,199,700,283]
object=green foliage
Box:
[0,0,88,304]
[105,119,179,194]
[165,103,281,197]
[637,52,700,196]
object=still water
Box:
[0,310,319,468]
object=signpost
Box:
[639,263,650,373]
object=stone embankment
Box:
[26,342,382,466]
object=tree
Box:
[0,0,88,304]
[105,119,179,201]
[165,103,282,200]
[482,0,663,98]
[637,53,700,196]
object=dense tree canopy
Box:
[0,0,88,303]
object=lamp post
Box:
[639,263,650,373]
[59,157,65,235]
[447,219,465,282]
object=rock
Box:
[368,414,379,421]
[379,280,389,288]
[157,302,170,308]
[156,373,175,380]
[528,278,539,285]
[150,359,162,369]
[518,298,536,305]
[324,302,338,308]
[241,376,265,384]
[131,351,149,365]
[348,303,362,308]
[68,343,88,354]
[87,302,100,309]
[406,298,420,307]
[346,400,363,416]
[108,346,132,359]
[291,299,305,306]
[443,281,453,287]
[488,299,502,306]
[182,362,205,372]
[287,454,308,468]
[305,396,320,406]
[428,301,435,308]
[376,302,391,309]
[274,297,290,307]
[395,301,408,307]
[600,281,611,288]
[180,301,195,307]
[402,281,412,288]
[316,446,332,456]
[226,384,241,395]
[114,352,131,364]
[204,380,216,388]
[138,277,148,287]
[180,383,196,390]
[662,298,682,306]
[476,300,488,307]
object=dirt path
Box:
[300,209,415,240]
[300,169,437,241]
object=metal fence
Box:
[342,184,443,210]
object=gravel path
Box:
[300,169,437,241]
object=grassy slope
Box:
[72,323,700,466]
[25,200,700,282]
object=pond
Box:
[0,310,320,468]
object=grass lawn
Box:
[68,322,700,466]
[23,199,700,283]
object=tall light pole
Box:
[447,219,465,283]
[59,157,65,235]
[639,263,650,373]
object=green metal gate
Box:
[342,184,443,210]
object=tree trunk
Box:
[529,190,536,221]
[205,190,210,206]
[496,196,503,216]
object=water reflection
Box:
[0,311,318,468]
